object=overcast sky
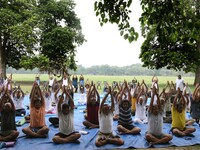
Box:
[74,0,144,68]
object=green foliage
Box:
[94,0,138,43]
[0,0,38,70]
[36,0,84,72]
[139,0,200,72]
[94,0,200,83]
[0,0,85,76]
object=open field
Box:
[10,74,195,93]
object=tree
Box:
[36,0,85,75]
[0,0,85,78]
[94,0,200,85]
[0,0,38,77]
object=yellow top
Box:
[131,97,136,111]
[171,105,185,130]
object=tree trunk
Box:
[0,37,6,78]
[194,40,200,85]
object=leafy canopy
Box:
[0,0,85,74]
[94,0,200,73]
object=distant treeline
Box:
[7,64,194,76]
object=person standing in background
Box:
[175,75,185,92]
[72,74,78,93]
[79,74,84,87]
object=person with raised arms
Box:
[22,82,49,138]
[145,86,172,145]
[95,86,124,147]
[52,86,81,144]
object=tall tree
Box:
[0,0,38,78]
[37,0,85,75]
[94,0,200,85]
[0,0,85,78]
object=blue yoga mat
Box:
[3,93,200,150]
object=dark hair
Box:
[121,100,131,107]
[34,98,43,105]
[62,103,69,110]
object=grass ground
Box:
[11,74,195,93]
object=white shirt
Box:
[135,102,147,121]
[147,111,163,136]
[44,95,53,112]
[62,78,68,86]
[58,109,74,135]
[176,78,184,91]
[99,111,113,134]
[49,78,54,86]
[78,93,86,104]
[13,96,24,110]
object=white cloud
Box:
[74,0,144,67]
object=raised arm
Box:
[37,85,45,105]
[57,91,65,113]
[192,83,200,100]
[173,88,181,106]
[100,86,111,113]
[1,91,15,111]
[87,85,95,104]
[152,75,155,82]
[141,80,148,93]
[159,88,166,98]
[133,77,137,83]
[136,87,142,103]
[30,82,37,99]
[124,80,131,103]
[170,81,176,91]
[93,84,100,103]
[183,90,189,106]
[149,91,155,113]
[164,81,170,92]
[64,88,74,109]
[18,86,25,97]
[6,92,15,111]
[12,88,17,97]
[110,87,114,112]
[54,84,61,101]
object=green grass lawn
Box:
[11,74,195,93]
